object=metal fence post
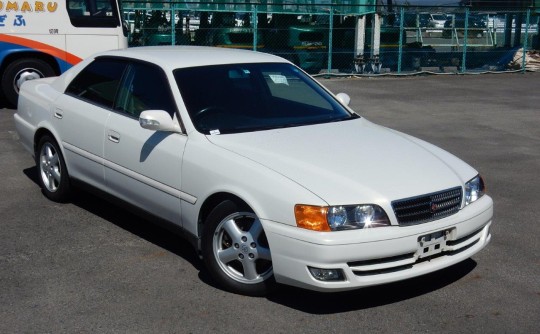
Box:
[373,13,381,59]
[253,5,258,51]
[398,6,404,74]
[171,4,176,46]
[327,8,334,75]
[461,8,469,74]
[522,8,531,73]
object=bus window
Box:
[67,0,121,28]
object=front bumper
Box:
[263,195,493,292]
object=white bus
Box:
[0,0,128,106]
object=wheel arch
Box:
[0,50,61,77]
[33,127,60,157]
[197,192,252,240]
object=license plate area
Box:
[417,228,455,258]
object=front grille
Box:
[392,187,462,226]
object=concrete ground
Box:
[1,72,539,333]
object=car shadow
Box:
[23,166,40,186]
[73,191,204,271]
[23,166,203,272]
[266,259,477,313]
[23,165,478,308]
[140,131,172,162]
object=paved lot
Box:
[1,73,539,333]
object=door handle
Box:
[107,130,120,143]
[54,108,63,119]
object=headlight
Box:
[295,204,391,232]
[465,175,485,206]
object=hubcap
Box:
[14,68,44,93]
[213,212,272,284]
[39,142,61,192]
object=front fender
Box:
[180,133,327,238]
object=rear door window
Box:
[65,58,127,109]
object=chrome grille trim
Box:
[392,187,462,226]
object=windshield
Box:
[174,63,357,134]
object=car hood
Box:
[206,118,476,205]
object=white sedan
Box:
[14,46,493,296]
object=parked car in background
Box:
[429,14,448,29]
[443,14,487,38]
[397,13,432,28]
[14,46,493,296]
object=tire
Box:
[36,135,71,202]
[1,58,55,108]
[201,200,274,296]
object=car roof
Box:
[97,46,288,71]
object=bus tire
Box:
[1,58,55,108]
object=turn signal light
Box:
[295,205,330,232]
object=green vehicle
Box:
[262,14,329,73]
[194,13,262,50]
[193,13,329,73]
[130,11,191,47]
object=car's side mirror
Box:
[336,93,351,106]
[139,110,181,133]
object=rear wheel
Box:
[1,58,55,107]
[201,200,274,296]
[36,135,71,202]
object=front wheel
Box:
[36,135,71,202]
[201,200,274,296]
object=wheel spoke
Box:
[40,157,47,170]
[50,153,59,167]
[217,247,238,264]
[222,218,243,242]
[45,145,54,159]
[242,260,259,280]
[51,168,61,183]
[48,173,56,190]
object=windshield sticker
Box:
[209,129,221,135]
[269,74,288,86]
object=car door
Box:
[103,60,187,224]
[53,58,128,189]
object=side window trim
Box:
[112,64,138,120]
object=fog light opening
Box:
[308,267,345,282]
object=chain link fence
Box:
[121,1,540,75]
